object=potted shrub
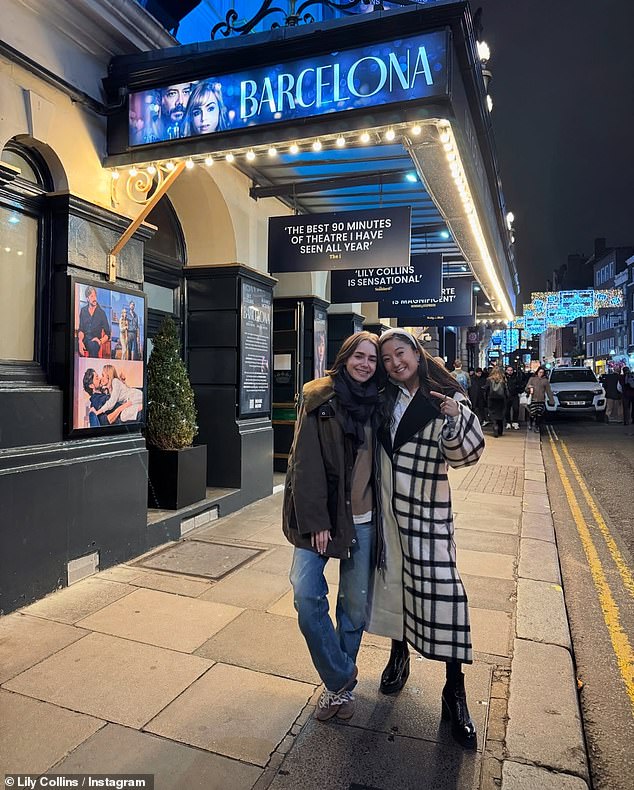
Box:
[146,316,207,509]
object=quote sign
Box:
[384,277,475,326]
[268,207,411,273]
[330,253,442,304]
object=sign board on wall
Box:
[384,277,475,326]
[330,253,442,304]
[239,281,272,417]
[127,31,449,148]
[268,207,411,273]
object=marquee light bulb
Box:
[128,167,138,177]
[312,139,322,151]
[204,156,214,166]
[246,150,256,161]
[165,161,175,171]
[477,40,491,63]
[268,147,277,157]
[289,143,299,155]
[360,131,371,143]
[111,170,120,180]
[336,136,346,147]
[411,124,422,136]
[439,130,450,144]
[225,153,235,162]
[185,159,195,169]
[486,95,493,112]
[147,165,157,175]
[385,128,396,142]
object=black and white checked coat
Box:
[367,387,485,664]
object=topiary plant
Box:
[146,316,198,450]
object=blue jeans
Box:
[290,520,373,692]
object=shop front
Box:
[1,0,518,613]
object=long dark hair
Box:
[378,329,464,422]
[326,331,381,379]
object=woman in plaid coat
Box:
[368,329,485,749]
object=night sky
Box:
[475,0,634,304]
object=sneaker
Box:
[512,423,520,430]
[314,688,353,721]
[505,423,511,430]
[336,690,356,720]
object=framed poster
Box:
[239,280,272,417]
[313,308,328,380]
[69,277,146,436]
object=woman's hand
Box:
[429,390,459,417]
[311,529,331,555]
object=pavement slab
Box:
[506,639,588,780]
[455,528,519,556]
[522,494,553,516]
[76,587,243,653]
[469,608,513,657]
[19,578,135,625]
[248,545,294,576]
[518,538,562,584]
[516,578,571,650]
[0,613,88,684]
[0,689,104,776]
[502,760,589,790]
[193,517,272,543]
[4,632,212,729]
[520,512,556,543]
[334,644,491,748]
[198,568,290,610]
[129,570,213,597]
[524,470,546,482]
[145,662,314,767]
[96,566,147,584]
[195,609,321,685]
[268,717,481,790]
[458,549,516,581]
[244,524,290,546]
[454,513,520,535]
[461,574,516,613]
[53,723,263,790]
[524,479,548,495]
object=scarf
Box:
[332,368,379,449]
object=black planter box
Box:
[148,444,207,510]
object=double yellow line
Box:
[547,430,634,711]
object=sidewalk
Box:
[1,429,590,790]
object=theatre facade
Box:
[0,0,518,613]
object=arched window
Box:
[0,141,52,366]
[143,195,186,357]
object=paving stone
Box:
[452,492,523,516]
[455,528,519,556]
[130,571,213,597]
[457,549,516,581]
[486,696,508,743]
[454,513,520,535]
[516,578,571,649]
[0,614,88,684]
[333,644,490,748]
[4,632,212,729]
[53,723,262,790]
[245,525,290,546]
[462,574,516,613]
[19,578,135,625]
[76,588,243,653]
[502,760,589,790]
[521,512,556,543]
[136,540,263,579]
[198,568,290,610]
[522,494,552,516]
[524,479,548,495]
[0,689,104,775]
[195,610,321,685]
[267,716,481,790]
[193,517,270,543]
[96,566,146,583]
[145,663,313,767]
[518,539,561,584]
[249,546,294,576]
[506,640,588,779]
[470,608,513,657]
[524,470,546,482]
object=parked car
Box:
[546,366,606,420]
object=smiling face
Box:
[380,337,421,392]
[345,340,378,384]
[192,96,220,134]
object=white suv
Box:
[546,366,606,420]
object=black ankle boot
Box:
[379,639,410,694]
[441,671,477,749]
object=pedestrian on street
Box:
[450,358,471,391]
[282,331,381,722]
[618,367,634,425]
[525,366,555,433]
[601,370,622,423]
[504,365,523,430]
[367,329,485,749]
[483,365,509,437]
[468,367,487,425]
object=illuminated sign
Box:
[330,253,442,303]
[128,31,449,147]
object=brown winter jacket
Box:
[282,376,359,559]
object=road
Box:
[541,416,634,790]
